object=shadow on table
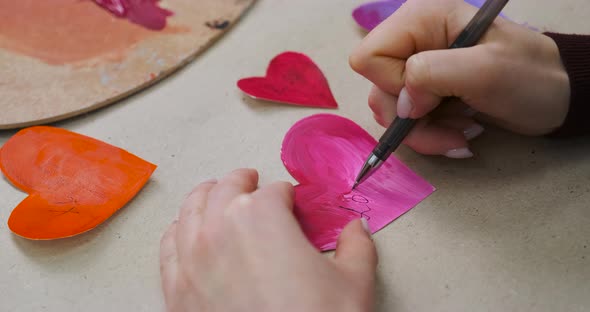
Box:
[9,179,160,270]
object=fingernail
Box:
[203,178,218,184]
[444,147,474,159]
[396,88,413,119]
[361,218,372,236]
[463,123,484,141]
[463,107,478,117]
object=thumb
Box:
[334,219,378,281]
[398,45,491,119]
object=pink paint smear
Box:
[93,0,173,30]
[281,114,435,251]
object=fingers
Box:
[176,180,217,259]
[369,83,483,157]
[224,181,311,249]
[248,182,301,235]
[334,219,378,283]
[402,118,471,157]
[160,221,179,307]
[350,0,497,119]
[370,85,477,127]
[179,180,218,222]
[249,181,295,213]
[205,168,259,221]
[369,85,398,127]
[402,45,495,119]
[349,0,458,94]
[436,116,485,141]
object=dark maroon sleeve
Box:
[543,32,590,137]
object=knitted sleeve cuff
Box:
[544,32,590,137]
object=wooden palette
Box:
[0,0,256,129]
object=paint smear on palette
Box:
[281,114,435,251]
[353,0,507,31]
[238,52,338,108]
[0,126,157,240]
[0,0,182,65]
[93,0,173,30]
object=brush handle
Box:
[373,118,417,160]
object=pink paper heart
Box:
[352,0,508,31]
[281,114,435,251]
[237,52,338,108]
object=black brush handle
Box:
[373,118,417,160]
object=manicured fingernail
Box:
[361,218,372,236]
[396,87,413,119]
[463,107,478,117]
[444,148,474,159]
[463,123,484,141]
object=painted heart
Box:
[353,0,507,31]
[0,126,157,240]
[281,114,435,251]
[237,52,338,109]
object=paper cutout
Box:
[237,52,338,108]
[352,0,506,31]
[281,114,435,251]
[93,0,173,30]
[0,127,157,240]
[352,0,405,31]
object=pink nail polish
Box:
[463,123,484,141]
[396,88,413,119]
[444,148,474,159]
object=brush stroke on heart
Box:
[281,114,435,251]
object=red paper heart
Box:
[0,126,156,240]
[281,114,434,251]
[237,52,338,108]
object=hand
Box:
[160,168,378,312]
[349,0,570,158]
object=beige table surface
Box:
[1,1,589,311]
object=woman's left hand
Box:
[160,168,378,312]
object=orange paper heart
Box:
[0,126,156,240]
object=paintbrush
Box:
[353,0,510,189]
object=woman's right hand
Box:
[349,0,571,158]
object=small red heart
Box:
[237,52,338,108]
[0,126,157,240]
[281,114,434,251]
